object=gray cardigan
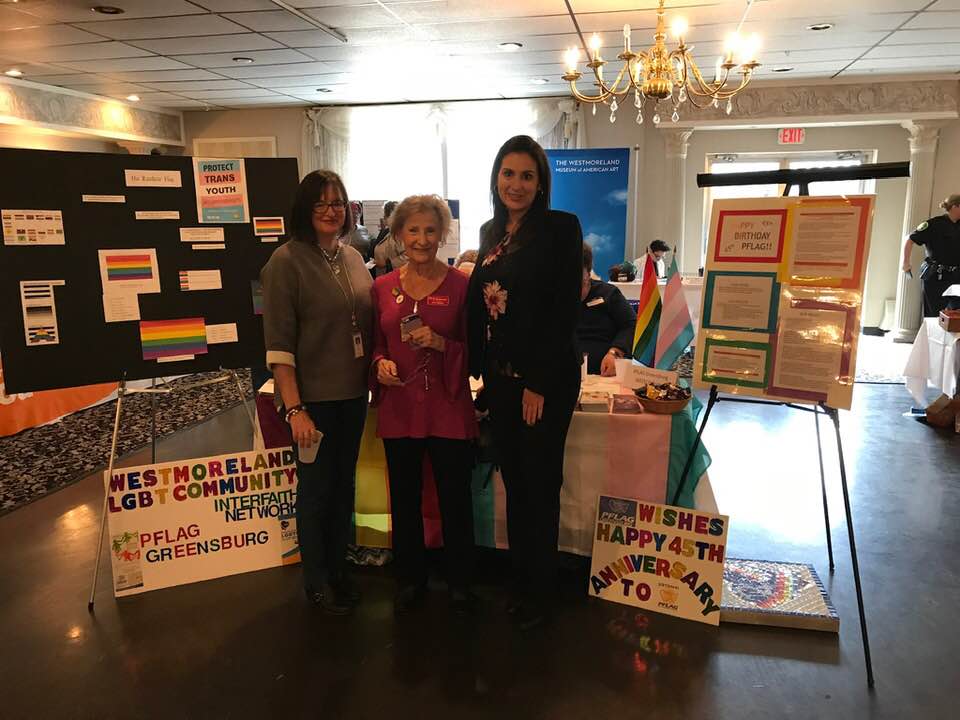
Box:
[261,239,373,402]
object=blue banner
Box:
[546,148,630,279]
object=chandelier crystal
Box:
[562,0,761,124]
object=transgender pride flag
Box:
[655,255,694,370]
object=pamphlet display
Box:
[693,196,874,410]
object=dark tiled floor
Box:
[1,384,957,720]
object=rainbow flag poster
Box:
[98,248,160,294]
[632,254,662,366]
[253,216,285,237]
[140,318,208,361]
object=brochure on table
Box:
[693,196,874,410]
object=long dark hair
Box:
[290,170,353,242]
[483,135,551,251]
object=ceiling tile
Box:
[930,0,960,9]
[865,42,960,58]
[172,48,316,68]
[180,88,278,99]
[885,27,960,44]
[190,1,278,9]
[58,56,195,73]
[141,79,254,92]
[215,61,337,78]
[14,72,90,85]
[93,68,226,82]
[128,33,283,56]
[424,16,576,42]
[903,11,960,29]
[0,5,56,31]
[53,81,153,96]
[393,0,573,23]
[16,1,208,23]
[245,73,351,87]
[302,5,405,30]
[0,61,82,77]
[10,41,154,63]
[74,15,249,40]
[222,11,316,32]
[0,24,103,52]
[848,56,960,71]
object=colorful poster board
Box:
[104,449,300,596]
[694,196,874,410]
[193,158,249,224]
[589,496,729,626]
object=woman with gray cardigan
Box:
[261,170,373,615]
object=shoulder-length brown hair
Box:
[290,170,353,242]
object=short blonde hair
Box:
[390,195,452,243]
[941,194,960,211]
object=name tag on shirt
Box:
[586,297,605,307]
[427,295,450,307]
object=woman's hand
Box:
[600,352,619,377]
[409,325,446,352]
[902,260,912,273]
[377,358,404,386]
[290,411,320,447]
[522,388,545,426]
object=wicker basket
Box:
[635,394,691,415]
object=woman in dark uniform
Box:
[902,194,960,316]
[467,135,583,630]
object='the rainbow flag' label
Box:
[253,216,284,237]
[106,253,154,281]
[140,318,207,360]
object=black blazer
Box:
[467,208,584,395]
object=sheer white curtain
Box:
[301,108,350,179]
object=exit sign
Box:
[778,128,805,145]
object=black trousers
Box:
[923,276,955,317]
[485,371,580,607]
[295,397,367,591]
[383,437,475,590]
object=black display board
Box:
[0,148,298,393]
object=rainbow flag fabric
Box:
[632,254,662,366]
[106,253,153,281]
[140,318,207,360]
[655,255,695,370]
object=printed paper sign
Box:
[714,209,786,264]
[701,338,770,389]
[253,216,285,237]
[207,323,238,344]
[102,290,140,323]
[180,227,224,244]
[104,449,299,596]
[98,248,161,295]
[626,363,679,388]
[2,209,65,245]
[20,280,64,346]
[589,496,729,625]
[125,169,182,188]
[702,271,780,333]
[193,158,249,224]
[192,244,225,250]
[135,210,180,220]
[178,270,222,291]
[83,195,126,203]
[788,198,871,288]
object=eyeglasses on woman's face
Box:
[313,200,346,214]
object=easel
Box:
[677,162,911,690]
[87,368,257,612]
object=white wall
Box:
[182,107,303,170]
[0,124,119,153]
[932,119,960,213]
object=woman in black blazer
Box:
[467,135,583,630]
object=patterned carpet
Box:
[0,370,253,517]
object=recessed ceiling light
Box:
[91,5,125,14]
[126,94,140,102]
[806,23,833,31]
[232,57,255,64]
[316,88,332,93]
[771,66,795,73]
[499,42,523,52]
[531,78,550,85]
[4,68,23,77]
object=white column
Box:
[661,128,694,272]
[893,121,945,343]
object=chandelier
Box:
[561,0,761,125]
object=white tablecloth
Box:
[904,317,960,404]
[611,277,703,337]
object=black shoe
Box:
[394,584,427,614]
[332,575,361,606]
[450,588,478,616]
[306,583,351,615]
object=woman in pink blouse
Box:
[370,195,478,615]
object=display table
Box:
[611,276,703,336]
[256,391,714,557]
[904,317,960,405]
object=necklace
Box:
[319,242,342,274]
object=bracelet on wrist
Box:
[284,404,305,422]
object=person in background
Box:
[261,170,373,615]
[346,200,371,257]
[371,195,478,615]
[903,194,960,317]
[370,200,399,277]
[608,261,637,283]
[468,135,583,630]
[635,239,670,278]
[455,248,478,278]
[374,201,409,275]
[578,244,636,376]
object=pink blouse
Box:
[370,268,478,440]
